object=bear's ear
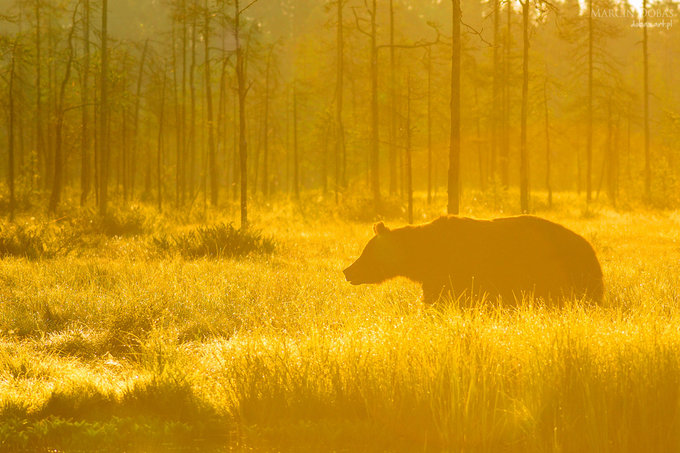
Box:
[373,221,390,236]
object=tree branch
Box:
[239,0,260,16]
[351,7,371,37]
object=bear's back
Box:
[424,215,603,302]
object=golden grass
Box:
[1,192,679,451]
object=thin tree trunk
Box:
[519,0,529,214]
[576,136,582,194]
[642,0,651,202]
[7,41,17,220]
[448,0,461,215]
[189,5,197,199]
[80,0,91,206]
[388,0,397,196]
[204,0,218,206]
[406,75,413,224]
[626,105,632,183]
[606,96,617,206]
[500,0,511,188]
[157,70,167,212]
[252,102,262,195]
[293,82,300,200]
[235,0,249,227]
[99,0,110,216]
[475,87,485,191]
[122,102,129,201]
[426,47,433,204]
[586,0,593,202]
[335,0,346,202]
[132,39,148,201]
[218,34,228,199]
[180,0,188,204]
[544,77,552,207]
[262,45,273,197]
[172,23,181,207]
[49,5,78,214]
[370,0,380,212]
[46,15,55,191]
[232,91,239,201]
[322,120,329,194]
[35,0,45,192]
[491,0,500,184]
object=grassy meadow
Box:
[1,192,680,452]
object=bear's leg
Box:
[421,281,447,305]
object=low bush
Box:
[72,206,149,237]
[153,223,274,258]
[0,222,79,259]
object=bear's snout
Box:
[343,264,361,285]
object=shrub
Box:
[153,223,274,258]
[0,222,79,259]
[73,206,148,237]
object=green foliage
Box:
[153,223,275,258]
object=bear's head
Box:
[343,222,404,285]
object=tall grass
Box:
[1,195,679,451]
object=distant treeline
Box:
[0,0,678,223]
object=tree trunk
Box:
[586,0,593,202]
[99,0,110,216]
[491,0,500,185]
[448,0,461,215]
[263,45,273,197]
[157,70,167,212]
[388,0,397,196]
[426,47,433,204]
[519,0,529,214]
[406,75,413,224]
[500,0,511,188]
[35,0,45,192]
[335,0,346,202]
[218,34,228,199]
[370,0,380,212]
[204,0,218,206]
[80,0,91,206]
[235,0,249,228]
[48,5,78,214]
[232,92,239,201]
[181,0,188,204]
[132,39,148,201]
[642,0,651,202]
[544,77,552,207]
[7,41,17,220]
[475,87,485,191]
[626,105,632,183]
[606,96,618,206]
[172,23,181,207]
[189,6,197,199]
[293,82,300,200]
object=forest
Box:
[0,0,678,218]
[1,0,680,451]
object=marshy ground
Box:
[1,192,679,452]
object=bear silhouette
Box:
[343,215,603,304]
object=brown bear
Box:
[343,215,603,304]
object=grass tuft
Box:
[0,222,79,259]
[153,222,275,258]
[71,206,150,237]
